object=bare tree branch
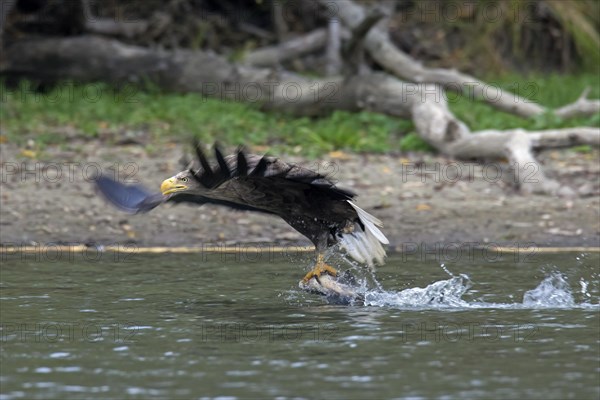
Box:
[341,7,384,75]
[244,28,328,67]
[320,0,600,120]
[84,18,149,39]
[528,127,600,148]
[408,84,597,196]
[238,22,274,41]
[272,1,288,41]
[325,18,342,76]
[341,7,384,61]
[81,0,172,39]
[554,88,600,119]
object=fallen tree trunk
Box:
[1,35,598,196]
[0,35,410,117]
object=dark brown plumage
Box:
[95,143,388,283]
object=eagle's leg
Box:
[301,253,337,284]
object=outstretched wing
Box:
[94,175,167,213]
[94,173,277,215]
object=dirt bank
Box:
[1,139,599,251]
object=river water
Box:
[1,250,598,399]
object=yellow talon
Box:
[302,254,338,283]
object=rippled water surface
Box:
[1,251,599,399]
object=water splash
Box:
[363,274,472,308]
[522,273,575,308]
[579,278,591,299]
[309,269,597,310]
[439,263,454,277]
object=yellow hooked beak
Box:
[160,177,187,195]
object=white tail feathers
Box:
[338,201,389,267]
[347,201,389,244]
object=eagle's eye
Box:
[180,177,189,183]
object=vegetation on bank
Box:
[1,73,598,156]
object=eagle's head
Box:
[160,170,201,195]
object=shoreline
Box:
[1,140,599,249]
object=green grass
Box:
[0,81,413,156]
[1,74,598,156]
